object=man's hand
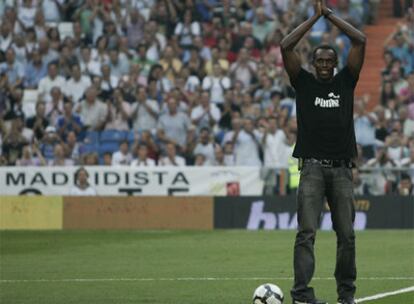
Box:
[320,0,332,17]
[314,0,323,17]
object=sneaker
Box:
[292,299,328,304]
[337,298,355,304]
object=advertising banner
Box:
[0,166,264,196]
[214,196,414,230]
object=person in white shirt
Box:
[231,117,262,166]
[173,9,201,49]
[131,86,160,132]
[38,62,66,102]
[64,63,92,103]
[111,140,132,166]
[76,86,108,131]
[17,0,37,28]
[41,0,64,22]
[193,127,215,165]
[159,142,186,166]
[202,63,231,105]
[69,167,97,196]
[157,96,191,152]
[261,116,288,168]
[191,90,221,132]
[0,21,13,52]
[130,144,156,167]
[79,45,102,76]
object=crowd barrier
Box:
[0,196,412,230]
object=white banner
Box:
[0,166,264,196]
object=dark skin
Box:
[281,0,366,82]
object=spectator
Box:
[352,168,369,195]
[396,173,413,196]
[3,88,24,121]
[82,152,99,166]
[130,143,156,167]
[48,143,74,166]
[24,48,48,89]
[111,140,132,166]
[384,130,409,165]
[399,105,414,138]
[38,37,59,66]
[108,48,130,78]
[26,100,49,141]
[16,143,47,166]
[0,21,13,53]
[384,25,413,75]
[126,8,145,49]
[231,117,262,166]
[173,9,201,50]
[38,62,66,102]
[354,99,377,159]
[159,142,186,166]
[194,153,207,166]
[64,63,92,103]
[76,86,108,131]
[2,116,29,165]
[56,100,83,141]
[45,86,65,126]
[79,45,101,77]
[365,146,398,194]
[39,125,61,161]
[261,116,288,168]
[100,64,119,100]
[193,127,215,165]
[139,130,160,161]
[202,63,231,105]
[69,167,97,196]
[159,45,182,82]
[0,48,24,89]
[131,86,160,133]
[229,48,257,87]
[102,152,112,166]
[148,63,172,94]
[105,88,130,131]
[64,131,80,164]
[191,90,221,132]
[157,96,191,153]
[252,7,276,44]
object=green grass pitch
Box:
[1,230,413,304]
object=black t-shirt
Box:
[290,67,358,159]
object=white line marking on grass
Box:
[356,286,414,303]
[1,277,413,283]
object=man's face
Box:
[313,48,337,81]
[48,64,58,78]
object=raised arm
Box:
[323,5,366,79]
[280,1,323,80]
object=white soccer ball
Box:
[252,283,284,304]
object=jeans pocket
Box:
[343,167,353,181]
[300,164,312,177]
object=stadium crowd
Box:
[0,0,413,195]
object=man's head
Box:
[312,45,338,81]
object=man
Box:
[37,62,66,102]
[280,1,366,304]
[190,90,221,132]
[64,63,92,103]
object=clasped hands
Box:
[314,0,332,18]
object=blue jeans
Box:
[291,162,356,301]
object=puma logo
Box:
[314,92,340,108]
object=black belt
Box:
[303,158,353,168]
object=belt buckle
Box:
[321,159,333,167]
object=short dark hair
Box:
[312,44,338,62]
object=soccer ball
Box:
[252,283,284,304]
